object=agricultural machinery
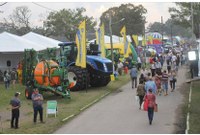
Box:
[22,45,71,99]
[59,42,113,91]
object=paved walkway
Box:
[54,66,187,134]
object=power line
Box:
[32,2,57,12]
[0,2,7,6]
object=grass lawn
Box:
[189,81,200,134]
[0,73,130,134]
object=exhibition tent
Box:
[0,32,46,52]
[22,32,62,48]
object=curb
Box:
[185,82,192,134]
[62,91,111,122]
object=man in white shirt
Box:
[137,56,142,71]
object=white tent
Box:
[0,32,46,52]
[22,32,62,48]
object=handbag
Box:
[135,95,139,102]
[154,103,158,112]
[143,95,148,111]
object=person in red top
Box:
[145,88,156,125]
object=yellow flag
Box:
[142,36,146,46]
[75,20,86,68]
[120,26,129,57]
[132,35,139,46]
[148,35,153,45]
[99,23,106,58]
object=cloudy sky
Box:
[0,2,176,27]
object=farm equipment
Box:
[22,46,71,99]
[59,42,113,91]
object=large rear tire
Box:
[68,66,89,91]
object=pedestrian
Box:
[144,89,156,125]
[130,65,138,89]
[161,70,169,96]
[139,73,145,83]
[145,77,157,94]
[150,61,156,77]
[4,70,11,89]
[117,60,124,76]
[169,70,177,92]
[32,88,44,124]
[10,92,21,129]
[154,74,162,95]
[155,60,162,75]
[136,80,146,109]
[137,56,142,71]
[11,68,18,88]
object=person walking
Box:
[130,65,138,89]
[155,60,162,75]
[154,74,162,95]
[32,88,44,124]
[144,89,156,125]
[117,60,124,76]
[11,68,18,88]
[145,77,157,94]
[137,56,142,71]
[4,70,11,89]
[169,70,177,92]
[161,70,169,96]
[136,80,146,110]
[10,92,21,129]
[150,62,156,77]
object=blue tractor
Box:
[58,42,113,91]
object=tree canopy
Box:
[100,3,147,36]
[43,7,96,41]
[169,2,200,38]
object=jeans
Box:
[139,95,144,108]
[11,109,19,128]
[170,80,176,90]
[131,77,137,88]
[5,81,10,89]
[33,106,43,123]
[162,82,168,92]
[148,107,154,123]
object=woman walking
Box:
[154,74,162,95]
[169,70,177,92]
[144,89,156,125]
[136,80,146,110]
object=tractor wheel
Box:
[25,87,33,99]
[68,66,88,91]
[90,76,111,87]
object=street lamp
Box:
[109,14,125,73]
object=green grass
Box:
[0,74,130,134]
[189,81,200,134]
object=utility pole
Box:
[161,16,164,46]
[191,3,194,40]
[171,24,173,45]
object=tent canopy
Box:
[0,32,46,52]
[22,32,62,48]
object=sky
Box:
[0,2,176,28]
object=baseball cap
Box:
[15,92,21,97]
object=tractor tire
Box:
[90,74,111,87]
[68,66,88,91]
[25,86,33,99]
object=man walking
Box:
[10,92,21,129]
[32,88,44,124]
[130,65,138,89]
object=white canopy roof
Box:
[22,32,62,48]
[0,32,46,52]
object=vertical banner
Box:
[100,23,106,58]
[142,36,146,46]
[75,20,86,68]
[148,35,153,45]
[132,35,139,46]
[120,26,129,57]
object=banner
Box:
[120,26,130,57]
[75,20,86,68]
[96,23,106,58]
[132,35,139,46]
[142,36,146,46]
[147,35,153,45]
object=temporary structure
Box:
[22,32,62,48]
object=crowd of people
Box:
[130,48,186,125]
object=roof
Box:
[0,32,46,52]
[22,32,62,48]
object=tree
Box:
[169,2,200,38]
[100,3,147,36]
[4,6,31,35]
[44,7,96,41]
